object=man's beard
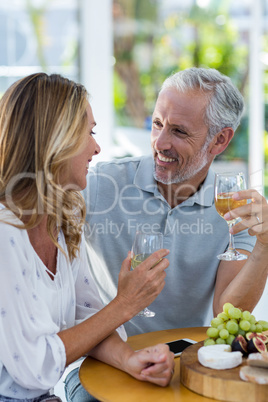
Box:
[153,140,211,185]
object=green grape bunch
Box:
[204,303,268,347]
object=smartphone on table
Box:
[166,338,197,357]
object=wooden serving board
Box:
[180,342,268,402]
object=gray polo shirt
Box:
[83,155,256,336]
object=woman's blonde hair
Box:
[0,73,89,261]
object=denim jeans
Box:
[0,394,61,402]
[64,368,99,402]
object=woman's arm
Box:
[57,249,174,386]
[88,331,175,387]
[58,249,169,365]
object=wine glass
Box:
[131,231,163,317]
[214,172,248,261]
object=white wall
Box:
[252,280,268,321]
[80,0,114,162]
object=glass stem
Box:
[227,221,235,251]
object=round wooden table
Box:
[79,326,214,402]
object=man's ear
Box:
[210,127,234,156]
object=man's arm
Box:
[213,247,268,315]
[213,189,268,316]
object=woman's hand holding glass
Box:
[116,236,169,320]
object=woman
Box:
[0,73,174,401]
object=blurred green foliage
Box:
[113,0,268,169]
[25,0,50,70]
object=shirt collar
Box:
[182,168,215,207]
[134,155,157,193]
[134,155,215,207]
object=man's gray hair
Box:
[160,67,244,139]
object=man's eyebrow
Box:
[152,114,191,133]
[158,119,190,132]
[171,123,189,132]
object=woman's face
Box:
[62,102,101,190]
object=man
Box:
[65,67,268,400]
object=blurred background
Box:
[0,0,268,194]
[1,1,267,397]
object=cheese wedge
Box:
[198,344,242,370]
[240,366,268,384]
[247,352,268,368]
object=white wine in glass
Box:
[131,231,163,317]
[214,172,248,261]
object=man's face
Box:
[151,87,213,185]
